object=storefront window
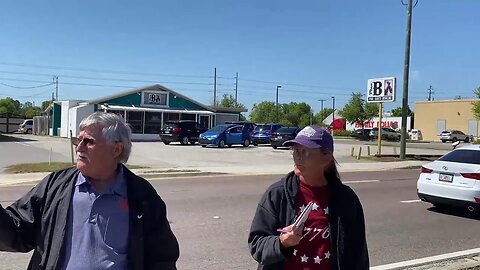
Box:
[180,113,196,121]
[144,112,162,134]
[127,111,144,134]
[163,113,179,125]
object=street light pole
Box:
[400,0,413,159]
[276,85,282,122]
[331,96,335,135]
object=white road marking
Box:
[15,142,32,147]
[400,199,422,203]
[371,248,480,270]
[343,180,380,184]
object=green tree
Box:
[280,102,312,127]
[472,87,480,120]
[0,98,22,116]
[249,101,277,123]
[314,108,334,126]
[215,93,246,109]
[340,92,378,130]
[391,105,413,117]
[41,100,53,111]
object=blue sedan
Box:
[199,124,251,148]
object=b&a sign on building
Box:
[367,77,396,102]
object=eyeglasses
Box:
[71,137,96,147]
[290,147,328,158]
[290,147,315,158]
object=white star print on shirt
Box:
[325,251,331,259]
[293,249,297,256]
[314,256,322,264]
[299,204,306,212]
[323,206,329,215]
[301,254,309,263]
[312,202,320,211]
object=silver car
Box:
[440,130,472,143]
[369,127,400,141]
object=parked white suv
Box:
[440,130,472,143]
[18,119,33,134]
[369,127,400,141]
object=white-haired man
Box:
[0,112,179,269]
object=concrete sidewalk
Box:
[0,159,426,186]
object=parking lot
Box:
[0,134,455,175]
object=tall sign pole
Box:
[368,77,396,156]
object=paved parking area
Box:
[1,134,452,175]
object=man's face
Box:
[292,144,332,179]
[75,125,121,179]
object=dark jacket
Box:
[0,166,179,270]
[248,171,369,270]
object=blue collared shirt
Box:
[63,165,129,270]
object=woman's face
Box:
[292,144,333,181]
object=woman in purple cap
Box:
[248,125,369,270]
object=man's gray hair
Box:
[79,112,132,163]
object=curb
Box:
[371,248,480,270]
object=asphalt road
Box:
[0,169,479,269]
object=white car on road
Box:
[417,144,480,212]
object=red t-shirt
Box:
[284,181,332,270]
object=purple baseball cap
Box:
[283,125,334,152]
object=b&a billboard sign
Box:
[367,77,396,103]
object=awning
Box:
[100,105,214,115]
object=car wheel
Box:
[452,137,458,143]
[272,146,278,149]
[227,144,232,148]
[201,145,206,148]
[218,139,225,148]
[27,129,32,134]
[181,136,189,145]
[441,140,446,143]
[465,137,470,143]
[243,139,250,147]
[190,140,197,145]
[163,140,170,145]
[253,142,258,146]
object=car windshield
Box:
[254,125,270,131]
[276,127,297,133]
[207,125,230,133]
[438,149,480,165]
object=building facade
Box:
[51,84,246,140]
[414,99,480,141]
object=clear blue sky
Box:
[0,0,479,115]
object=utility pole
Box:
[318,99,326,122]
[276,85,282,122]
[53,76,59,101]
[427,85,434,101]
[331,96,335,136]
[235,72,238,105]
[400,0,413,160]
[213,68,217,106]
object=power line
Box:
[0,70,214,86]
[0,82,54,89]
[0,62,212,79]
[240,77,356,91]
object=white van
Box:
[18,119,33,134]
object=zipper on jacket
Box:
[337,216,341,270]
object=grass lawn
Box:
[4,162,147,174]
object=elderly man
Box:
[0,112,179,269]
